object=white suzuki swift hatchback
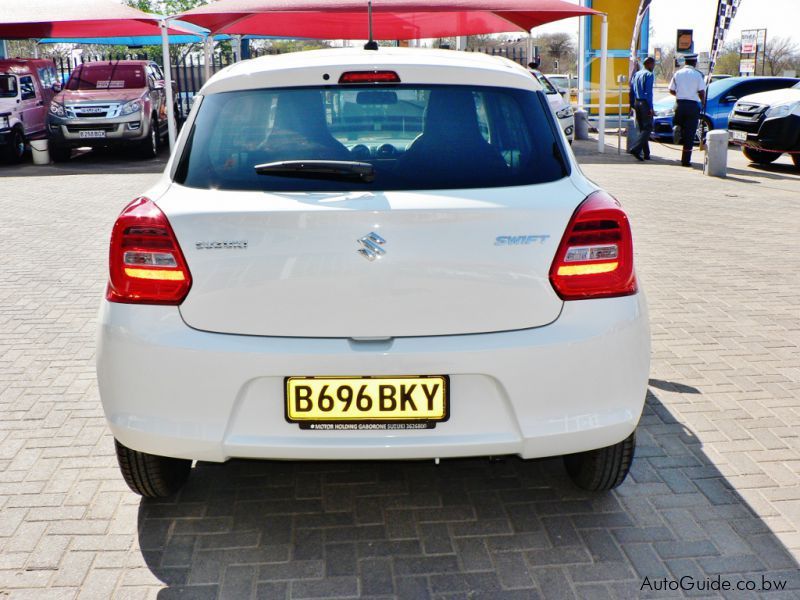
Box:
[97,48,650,497]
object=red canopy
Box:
[0,0,196,39]
[178,0,599,39]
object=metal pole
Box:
[203,36,213,82]
[618,83,623,155]
[598,14,608,153]
[232,34,242,62]
[160,19,177,151]
[577,1,585,111]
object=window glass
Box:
[176,85,567,192]
[0,75,17,98]
[66,64,146,90]
[20,76,36,100]
[532,72,558,95]
[37,67,56,88]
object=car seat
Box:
[264,90,351,161]
[397,89,509,183]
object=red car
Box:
[47,60,174,161]
[0,59,60,162]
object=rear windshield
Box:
[175,84,568,192]
[0,75,17,98]
[66,64,146,91]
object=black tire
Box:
[563,432,635,491]
[743,146,780,165]
[3,127,26,163]
[114,438,191,497]
[138,117,159,159]
[50,144,71,162]
[792,154,800,170]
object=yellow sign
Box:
[286,376,448,423]
[587,0,646,115]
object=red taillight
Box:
[106,197,192,305]
[338,70,401,84]
[549,191,637,300]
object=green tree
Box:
[713,39,741,76]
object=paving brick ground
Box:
[0,141,798,599]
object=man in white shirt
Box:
[669,54,706,167]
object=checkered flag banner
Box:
[629,0,653,77]
[708,0,742,79]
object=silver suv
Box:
[48,60,172,161]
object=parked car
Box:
[544,73,577,102]
[97,48,649,498]
[529,69,575,142]
[0,59,60,162]
[47,60,174,161]
[651,76,799,143]
[728,81,800,168]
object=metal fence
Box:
[466,46,530,67]
[50,46,527,124]
[52,52,242,124]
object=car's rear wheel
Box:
[3,127,26,163]
[114,439,191,497]
[563,432,635,491]
[743,146,780,165]
[50,144,71,162]
[139,117,159,159]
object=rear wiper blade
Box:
[254,160,375,182]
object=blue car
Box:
[651,76,800,143]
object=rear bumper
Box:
[97,294,650,463]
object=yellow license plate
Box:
[285,376,449,428]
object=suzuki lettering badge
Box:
[357,232,386,261]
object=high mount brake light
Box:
[549,191,637,300]
[338,71,401,84]
[106,198,192,305]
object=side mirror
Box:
[722,95,737,103]
[150,79,165,90]
[51,82,62,93]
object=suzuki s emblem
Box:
[357,232,386,261]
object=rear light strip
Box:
[106,197,192,305]
[549,191,637,300]
[338,70,401,84]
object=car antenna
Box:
[363,0,379,50]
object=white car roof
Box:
[201,47,541,95]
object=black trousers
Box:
[629,100,652,157]
[674,100,700,152]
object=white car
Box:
[97,48,649,497]
[529,69,575,143]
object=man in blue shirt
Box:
[628,57,655,162]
